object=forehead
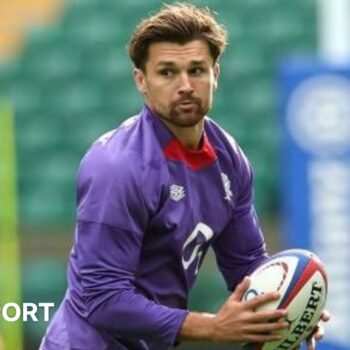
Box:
[147,40,213,67]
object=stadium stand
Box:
[0,0,317,347]
[0,0,317,224]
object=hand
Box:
[292,309,331,350]
[305,310,331,350]
[212,276,289,344]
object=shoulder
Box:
[205,118,252,178]
[81,113,163,174]
[78,118,139,182]
[206,118,255,211]
[77,113,168,212]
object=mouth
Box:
[177,103,197,113]
[177,100,198,108]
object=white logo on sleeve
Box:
[221,173,233,201]
[170,184,186,201]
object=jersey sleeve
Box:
[212,148,268,291]
[74,146,188,346]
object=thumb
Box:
[230,276,251,302]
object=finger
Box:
[321,309,331,322]
[244,320,289,333]
[307,323,324,342]
[245,291,280,309]
[249,308,287,322]
[314,323,324,341]
[244,333,284,343]
[230,276,251,302]
[307,336,316,350]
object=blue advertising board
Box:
[280,59,350,350]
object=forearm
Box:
[177,311,216,342]
[74,221,185,344]
[87,288,188,345]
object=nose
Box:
[178,72,194,95]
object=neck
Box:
[159,117,204,150]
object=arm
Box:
[209,146,330,347]
[213,150,268,290]
[76,221,188,344]
[178,277,288,344]
[74,149,187,346]
[175,146,290,344]
[76,188,285,347]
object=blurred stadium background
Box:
[0,0,340,349]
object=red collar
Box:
[163,135,217,171]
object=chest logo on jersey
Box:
[221,173,233,201]
[170,184,186,201]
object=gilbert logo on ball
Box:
[243,249,328,350]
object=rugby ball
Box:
[242,249,328,350]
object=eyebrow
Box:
[156,60,206,67]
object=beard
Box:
[157,97,209,128]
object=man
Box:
[40,3,329,350]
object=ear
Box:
[213,63,220,90]
[134,68,147,94]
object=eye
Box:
[158,69,175,77]
[190,67,205,76]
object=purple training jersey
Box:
[40,105,267,350]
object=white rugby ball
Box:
[242,249,328,350]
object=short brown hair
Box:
[128,3,228,71]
